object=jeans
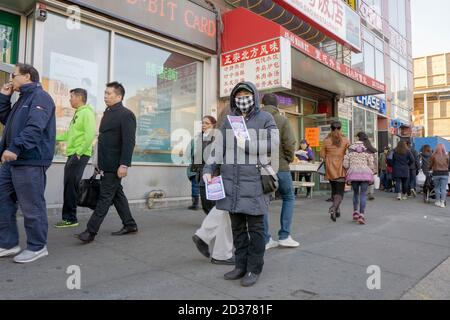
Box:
[395,177,409,194]
[231,213,265,274]
[409,169,417,191]
[264,171,295,242]
[190,176,200,198]
[351,181,369,214]
[433,175,449,202]
[0,164,48,251]
[380,170,387,189]
[62,155,90,223]
[87,172,137,234]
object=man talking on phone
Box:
[0,64,56,264]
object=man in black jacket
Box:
[77,82,138,243]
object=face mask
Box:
[235,95,254,113]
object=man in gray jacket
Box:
[261,94,298,249]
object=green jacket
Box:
[261,105,297,172]
[56,105,96,157]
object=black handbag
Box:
[258,164,279,194]
[77,173,101,210]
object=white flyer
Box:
[206,176,226,201]
[227,115,251,141]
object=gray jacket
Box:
[203,82,279,216]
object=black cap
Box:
[234,83,254,95]
[330,121,342,130]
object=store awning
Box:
[0,0,36,13]
[221,8,385,97]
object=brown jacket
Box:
[429,153,450,175]
[320,136,350,180]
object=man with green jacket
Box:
[55,88,96,228]
[261,94,299,250]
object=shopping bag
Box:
[374,175,380,189]
[416,170,426,187]
[77,173,101,210]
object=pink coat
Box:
[343,142,375,184]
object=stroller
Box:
[422,172,436,203]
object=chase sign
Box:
[355,96,386,115]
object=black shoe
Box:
[335,208,341,218]
[241,272,260,287]
[111,226,138,236]
[329,208,336,222]
[188,197,200,210]
[192,235,210,258]
[211,257,235,266]
[326,198,333,202]
[224,268,246,280]
[77,230,96,243]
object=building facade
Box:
[413,53,450,140]
[0,0,413,208]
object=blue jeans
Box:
[433,175,449,202]
[351,181,369,214]
[264,171,295,242]
[190,176,200,198]
[409,169,417,191]
[0,164,48,251]
[380,170,387,189]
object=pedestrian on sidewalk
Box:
[261,94,298,250]
[406,140,420,198]
[294,139,315,198]
[0,63,56,263]
[55,88,96,228]
[420,145,433,177]
[320,121,350,222]
[343,134,375,225]
[356,132,377,200]
[187,115,218,214]
[203,82,279,287]
[379,147,389,191]
[389,140,414,201]
[192,206,234,265]
[77,82,138,243]
[429,144,449,208]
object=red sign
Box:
[283,30,385,92]
[221,39,281,66]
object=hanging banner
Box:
[274,0,362,52]
[220,37,292,97]
[305,127,320,147]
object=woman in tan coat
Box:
[320,121,350,222]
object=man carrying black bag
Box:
[77,82,138,243]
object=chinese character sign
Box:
[220,38,292,97]
[276,0,361,52]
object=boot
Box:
[329,195,337,222]
[188,196,200,210]
[333,195,343,220]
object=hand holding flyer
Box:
[206,176,226,201]
[227,115,251,141]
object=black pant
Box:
[230,213,265,274]
[62,155,90,223]
[299,173,312,194]
[330,180,345,197]
[87,172,137,234]
[395,177,409,194]
[199,186,215,215]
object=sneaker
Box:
[411,189,417,198]
[278,236,300,248]
[435,201,442,208]
[357,214,366,225]
[442,202,447,208]
[353,211,361,221]
[54,220,79,228]
[13,247,48,264]
[265,238,279,250]
[402,194,408,200]
[0,246,21,258]
[397,193,402,200]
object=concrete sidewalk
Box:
[1,191,449,300]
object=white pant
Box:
[195,206,233,261]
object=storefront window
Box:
[353,107,366,139]
[389,0,407,36]
[114,35,203,164]
[390,59,409,110]
[41,12,110,159]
